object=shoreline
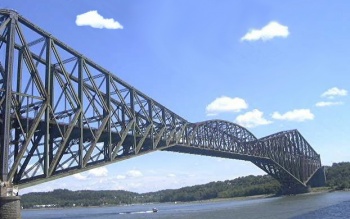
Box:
[172,187,335,204]
[23,187,337,211]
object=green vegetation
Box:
[152,175,280,202]
[326,162,350,190]
[21,175,280,208]
[21,189,138,209]
[21,162,350,209]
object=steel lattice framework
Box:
[0,10,322,194]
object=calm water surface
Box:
[22,191,350,219]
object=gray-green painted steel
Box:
[0,10,322,194]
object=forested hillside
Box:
[21,189,138,208]
[21,175,279,208]
[21,162,350,209]
[326,162,350,190]
[149,175,280,202]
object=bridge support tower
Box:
[0,183,21,219]
[279,184,310,195]
[307,166,327,188]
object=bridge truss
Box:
[0,10,322,194]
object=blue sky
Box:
[2,0,349,193]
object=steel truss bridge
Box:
[0,10,323,195]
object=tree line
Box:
[21,162,350,209]
[325,162,350,190]
[21,175,280,208]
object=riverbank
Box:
[183,187,334,203]
[310,186,332,193]
[183,193,273,204]
[22,187,336,210]
[21,175,282,209]
[22,194,273,210]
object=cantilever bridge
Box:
[0,9,324,201]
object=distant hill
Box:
[145,175,280,203]
[21,175,280,209]
[21,189,138,208]
[21,162,350,209]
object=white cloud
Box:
[116,175,126,180]
[127,182,143,190]
[76,10,123,29]
[167,173,176,178]
[127,170,143,178]
[272,109,314,122]
[315,101,343,107]
[88,167,108,177]
[321,87,348,98]
[72,173,87,180]
[234,109,272,128]
[241,21,289,42]
[113,185,126,191]
[206,96,248,116]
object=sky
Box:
[1,0,349,194]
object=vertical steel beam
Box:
[105,74,111,160]
[44,37,52,177]
[147,99,154,147]
[130,89,136,151]
[78,57,84,168]
[13,48,23,181]
[0,12,16,182]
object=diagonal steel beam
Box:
[83,115,110,167]
[135,124,152,154]
[48,109,81,176]
[153,127,166,149]
[111,119,135,159]
[14,133,44,182]
[15,19,47,98]
[0,17,10,33]
[8,103,47,181]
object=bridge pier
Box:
[307,166,327,188]
[279,183,310,195]
[0,183,21,219]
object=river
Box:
[22,191,350,219]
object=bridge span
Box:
[0,9,325,217]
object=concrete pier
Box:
[0,196,21,219]
[0,183,21,219]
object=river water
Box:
[22,191,350,219]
